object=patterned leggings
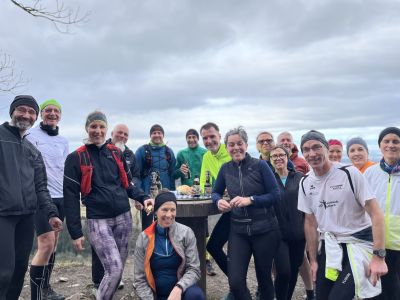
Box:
[88,211,132,300]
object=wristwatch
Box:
[373,249,386,258]
[250,196,255,204]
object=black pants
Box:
[274,239,306,300]
[206,212,230,275]
[228,229,280,300]
[0,215,35,300]
[141,210,154,231]
[316,242,355,300]
[370,249,400,300]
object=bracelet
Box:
[175,283,183,291]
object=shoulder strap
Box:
[76,145,93,197]
[339,165,355,195]
[164,145,172,165]
[300,174,309,196]
[107,144,129,189]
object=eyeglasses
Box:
[302,144,323,154]
[15,107,36,116]
[271,153,287,160]
[257,139,274,145]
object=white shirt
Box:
[27,125,69,198]
[298,163,374,236]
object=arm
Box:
[176,228,201,291]
[304,213,319,282]
[133,234,155,300]
[135,147,145,189]
[211,165,231,212]
[129,151,141,186]
[63,152,84,241]
[251,160,280,207]
[168,149,176,190]
[364,199,388,285]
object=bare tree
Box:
[10,0,89,33]
[0,51,27,93]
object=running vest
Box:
[76,144,129,197]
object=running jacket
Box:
[64,141,149,240]
[0,122,58,219]
[134,221,200,299]
[364,163,400,250]
[212,153,280,235]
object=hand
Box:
[180,164,189,176]
[73,236,85,251]
[167,286,182,300]
[217,199,231,212]
[230,196,252,208]
[49,217,63,233]
[367,255,388,286]
[144,199,154,215]
[310,260,318,282]
[134,200,144,210]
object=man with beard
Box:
[27,99,69,300]
[0,95,63,299]
[91,123,140,290]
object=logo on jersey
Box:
[319,199,339,209]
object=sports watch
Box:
[373,249,386,258]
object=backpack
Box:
[142,144,172,177]
[301,165,355,196]
[76,144,129,197]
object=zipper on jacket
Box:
[238,164,249,217]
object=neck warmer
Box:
[40,122,59,136]
[380,158,400,175]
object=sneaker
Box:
[118,280,124,290]
[42,286,65,300]
[206,260,216,276]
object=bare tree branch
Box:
[10,0,89,33]
[0,51,28,93]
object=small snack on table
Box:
[177,185,192,195]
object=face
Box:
[150,130,164,145]
[270,148,288,171]
[278,134,292,154]
[112,124,129,145]
[41,105,61,128]
[226,134,248,163]
[256,133,275,156]
[328,144,343,162]
[11,105,37,131]
[380,134,400,165]
[348,144,368,168]
[87,121,107,146]
[156,201,176,228]
[302,140,329,170]
[201,127,221,154]
[186,134,199,149]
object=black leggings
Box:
[206,212,230,275]
[274,239,306,300]
[316,242,355,300]
[0,215,35,300]
[228,229,280,300]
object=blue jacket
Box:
[135,144,176,194]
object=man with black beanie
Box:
[0,95,63,299]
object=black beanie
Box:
[300,130,329,150]
[378,127,400,145]
[154,191,177,212]
[150,124,164,136]
[186,128,199,139]
[9,95,39,117]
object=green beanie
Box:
[40,99,62,112]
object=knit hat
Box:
[154,191,177,212]
[40,99,62,112]
[150,124,164,136]
[9,95,39,117]
[346,137,369,154]
[378,127,400,145]
[328,139,342,147]
[85,111,107,129]
[186,128,199,139]
[300,130,329,150]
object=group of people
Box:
[0,94,399,300]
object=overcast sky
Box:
[1,0,399,159]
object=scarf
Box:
[40,122,59,136]
[380,158,400,175]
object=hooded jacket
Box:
[290,144,310,174]
[0,122,58,219]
